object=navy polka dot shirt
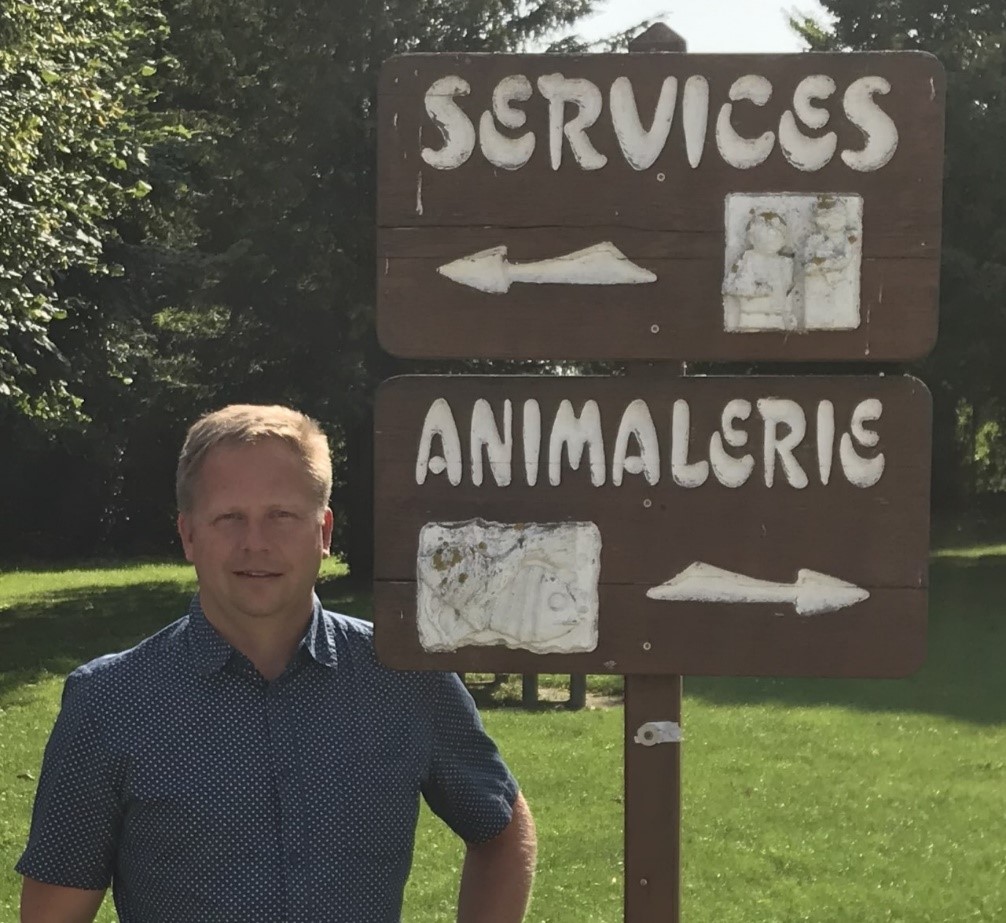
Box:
[17,596,519,922]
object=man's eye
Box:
[271,509,296,519]
[215,512,241,524]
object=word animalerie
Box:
[415,395,886,491]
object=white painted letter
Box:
[421,76,476,170]
[612,399,660,485]
[523,399,541,486]
[672,399,709,487]
[817,400,835,485]
[471,399,512,487]
[416,398,463,485]
[758,398,809,488]
[840,398,885,487]
[842,76,898,172]
[549,399,605,486]
[710,398,754,488]
[779,75,838,171]
[610,76,677,171]
[536,74,608,171]
[716,75,775,169]
[479,75,535,170]
[683,76,710,169]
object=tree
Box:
[151,0,595,574]
[0,0,174,420]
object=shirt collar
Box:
[299,595,339,670]
[186,594,338,677]
[186,596,233,676]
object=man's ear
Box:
[177,513,195,563]
[321,508,334,557]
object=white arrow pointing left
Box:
[437,241,657,294]
[646,562,869,615]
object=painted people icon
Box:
[723,193,864,333]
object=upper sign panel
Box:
[377,52,945,361]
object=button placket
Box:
[266,680,310,919]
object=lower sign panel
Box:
[373,375,931,677]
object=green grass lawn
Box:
[1,548,1004,921]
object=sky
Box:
[552,0,833,53]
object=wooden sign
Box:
[378,52,945,361]
[373,374,931,677]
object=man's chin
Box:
[229,586,315,621]
[233,592,287,617]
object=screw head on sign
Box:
[640,878,649,887]
[643,641,652,651]
[643,498,652,508]
[650,324,660,334]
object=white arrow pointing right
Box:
[646,562,869,615]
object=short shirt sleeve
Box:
[420,672,519,844]
[16,668,123,889]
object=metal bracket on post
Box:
[633,721,683,746]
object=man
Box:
[18,404,536,922]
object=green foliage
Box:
[0,0,172,418]
[0,0,602,564]
[147,0,594,570]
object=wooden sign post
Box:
[373,34,945,921]
[624,673,682,920]
[625,350,683,923]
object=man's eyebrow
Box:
[211,508,242,519]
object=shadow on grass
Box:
[0,574,371,700]
[0,582,192,698]
[686,557,1006,725]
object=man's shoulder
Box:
[67,616,189,691]
[320,607,374,640]
[318,608,379,666]
[318,608,439,687]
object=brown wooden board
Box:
[377,52,944,361]
[373,374,931,677]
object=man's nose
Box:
[240,517,272,551]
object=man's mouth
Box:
[234,570,282,578]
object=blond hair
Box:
[176,404,332,513]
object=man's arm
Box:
[456,792,537,923]
[17,670,122,916]
[20,878,105,923]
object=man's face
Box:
[177,439,333,629]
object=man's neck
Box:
[201,599,312,681]
[236,634,302,682]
